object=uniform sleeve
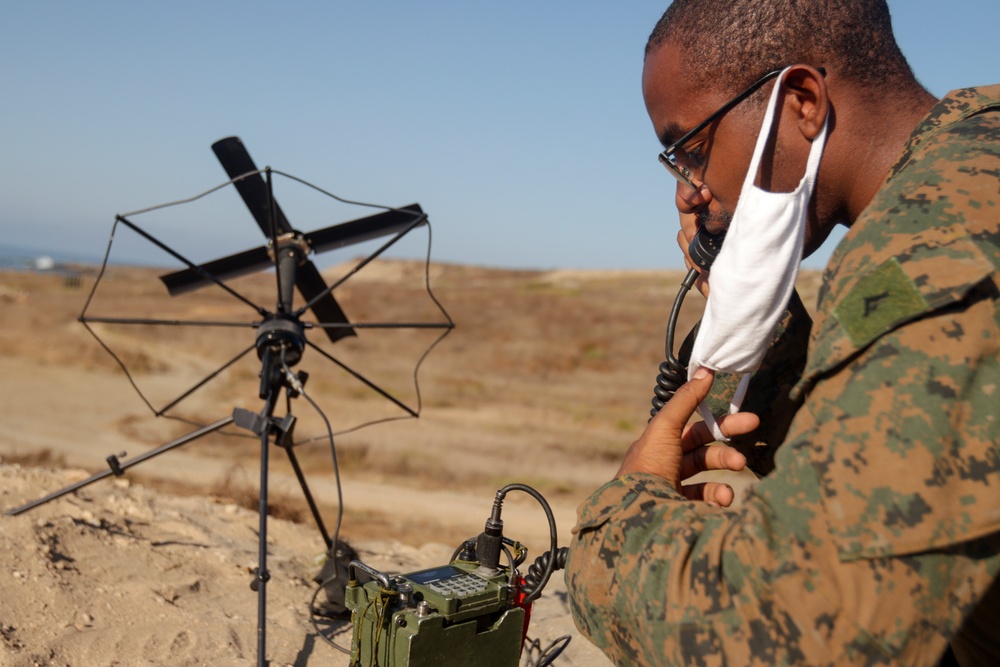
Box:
[564,284,1000,666]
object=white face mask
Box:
[687,67,828,441]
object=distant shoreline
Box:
[0,243,102,269]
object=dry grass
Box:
[127,465,477,546]
[0,261,822,546]
[150,465,312,523]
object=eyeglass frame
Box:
[657,67,825,188]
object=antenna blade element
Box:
[305,204,425,254]
[211,136,294,236]
[160,245,271,295]
[296,261,356,342]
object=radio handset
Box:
[649,227,727,418]
[687,226,726,272]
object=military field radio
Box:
[342,483,569,667]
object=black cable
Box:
[649,268,698,419]
[308,582,352,655]
[520,546,569,600]
[280,354,344,568]
[287,349,353,657]
[523,634,572,667]
[651,227,726,419]
[494,483,558,605]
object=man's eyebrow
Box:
[658,122,689,149]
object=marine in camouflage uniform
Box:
[565,85,1000,666]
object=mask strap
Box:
[800,109,828,193]
[740,67,793,194]
[697,373,751,442]
[739,67,829,196]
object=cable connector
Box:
[285,368,306,396]
[474,489,507,576]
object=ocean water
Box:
[0,244,102,271]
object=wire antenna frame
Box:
[79,173,453,428]
[9,137,455,666]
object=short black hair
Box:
[646,0,917,94]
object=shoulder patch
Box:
[833,258,928,347]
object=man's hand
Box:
[617,368,759,506]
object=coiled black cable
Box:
[520,546,570,599]
[489,483,559,605]
[649,268,698,419]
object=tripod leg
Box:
[253,392,277,667]
[5,416,235,516]
[283,445,332,548]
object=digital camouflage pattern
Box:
[699,288,813,476]
[566,86,1000,666]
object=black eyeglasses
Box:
[657,68,792,188]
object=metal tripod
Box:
[6,303,339,667]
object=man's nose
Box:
[675,180,713,214]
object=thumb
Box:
[649,367,715,438]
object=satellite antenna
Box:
[5,136,454,666]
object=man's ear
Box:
[783,65,829,140]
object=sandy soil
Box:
[0,261,822,666]
[1,463,606,667]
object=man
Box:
[564,1,999,665]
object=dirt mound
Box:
[0,463,607,666]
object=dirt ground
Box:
[0,261,822,666]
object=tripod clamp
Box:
[233,409,297,448]
[106,452,127,477]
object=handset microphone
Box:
[688,227,727,272]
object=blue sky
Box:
[1,1,997,271]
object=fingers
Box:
[677,228,695,271]
[621,370,759,505]
[680,481,736,507]
[648,367,759,454]
[616,369,715,480]
[682,412,760,451]
[649,367,716,440]
[678,211,699,247]
[694,272,711,298]
[679,443,746,480]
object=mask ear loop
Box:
[696,374,750,443]
[737,67,793,196]
[739,67,829,202]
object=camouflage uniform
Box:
[692,287,813,477]
[566,86,1000,666]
